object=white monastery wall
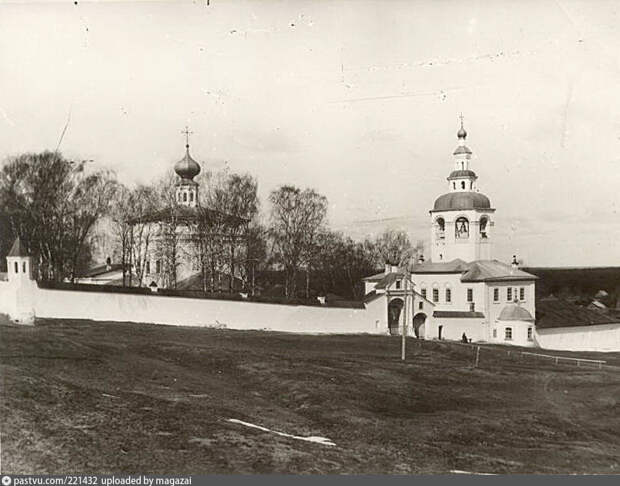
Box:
[33,286,386,335]
[535,324,620,352]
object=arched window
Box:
[480,217,488,239]
[470,181,473,189]
[14,261,18,273]
[189,192,194,202]
[461,181,466,190]
[453,182,456,189]
[183,192,188,202]
[445,284,451,303]
[435,217,445,239]
[455,217,469,239]
[432,283,439,303]
[23,262,27,273]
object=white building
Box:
[128,133,247,290]
[364,120,538,346]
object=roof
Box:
[498,304,534,321]
[7,237,29,257]
[79,263,123,278]
[453,145,472,155]
[128,205,247,226]
[363,271,387,282]
[432,191,492,211]
[460,260,538,282]
[448,169,477,179]
[536,296,620,329]
[374,272,404,290]
[411,259,469,274]
[434,310,485,318]
[363,290,383,303]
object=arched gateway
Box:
[413,312,427,338]
[388,298,403,335]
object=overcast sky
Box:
[1,0,619,266]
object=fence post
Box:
[474,346,480,368]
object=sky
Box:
[1,0,620,266]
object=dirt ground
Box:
[1,318,619,474]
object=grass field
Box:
[1,319,619,474]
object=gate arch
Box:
[413,312,427,338]
[388,298,404,336]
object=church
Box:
[363,120,538,347]
[127,130,248,291]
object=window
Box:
[395,280,401,290]
[445,288,451,303]
[421,288,427,299]
[455,217,469,239]
[418,301,423,310]
[14,261,18,273]
[480,217,488,239]
[470,181,473,189]
[505,327,513,340]
[435,218,445,239]
[461,181,466,189]
[146,261,150,274]
[527,327,533,341]
[520,287,525,301]
[467,288,473,302]
[183,192,187,202]
[507,287,512,301]
[156,260,161,274]
[493,288,499,302]
[453,182,456,189]
[432,288,439,302]
[22,262,26,273]
[190,192,194,202]
[493,329,497,338]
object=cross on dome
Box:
[181,125,194,149]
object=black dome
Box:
[448,169,477,179]
[433,192,492,211]
[174,146,201,180]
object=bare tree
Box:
[268,185,328,298]
[0,151,116,281]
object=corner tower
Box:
[429,118,495,262]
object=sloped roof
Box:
[79,263,123,278]
[411,259,469,274]
[374,272,405,290]
[434,310,485,318]
[536,296,620,329]
[7,237,29,257]
[460,260,538,282]
[498,304,534,321]
[362,271,386,282]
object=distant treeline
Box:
[524,267,620,307]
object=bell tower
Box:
[429,117,495,263]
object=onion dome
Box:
[433,191,491,211]
[498,304,534,321]
[174,144,201,181]
[457,125,467,139]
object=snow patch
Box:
[227,418,336,447]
